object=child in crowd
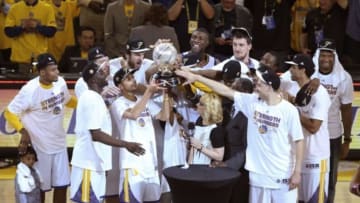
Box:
[15,145,41,203]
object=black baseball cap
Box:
[88,47,106,61]
[231,27,252,41]
[82,62,99,83]
[126,39,150,53]
[36,53,57,70]
[222,60,241,81]
[255,69,280,91]
[285,54,315,77]
[113,68,136,86]
[318,38,336,52]
[295,82,312,107]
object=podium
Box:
[163,164,240,203]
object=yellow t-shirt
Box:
[5,1,56,63]
[47,0,80,61]
[290,0,319,52]
[0,0,15,49]
[124,3,134,18]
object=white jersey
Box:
[192,124,217,164]
[71,90,112,171]
[297,85,331,161]
[7,76,71,154]
[110,96,159,178]
[210,56,259,74]
[233,92,303,179]
[312,72,353,139]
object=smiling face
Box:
[190,30,209,53]
[318,50,335,74]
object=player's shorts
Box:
[33,149,70,191]
[119,169,161,203]
[249,183,298,203]
[70,166,106,203]
[299,159,329,203]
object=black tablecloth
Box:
[163,164,240,203]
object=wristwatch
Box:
[343,136,352,143]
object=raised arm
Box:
[168,0,184,21]
[199,0,214,19]
[175,69,235,100]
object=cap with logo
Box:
[285,54,315,77]
[295,82,312,107]
[222,60,242,81]
[36,53,57,70]
[255,69,280,91]
[318,38,336,52]
[113,68,136,86]
[127,39,150,53]
[82,62,99,83]
[88,47,106,61]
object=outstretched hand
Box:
[125,142,145,156]
[175,69,198,85]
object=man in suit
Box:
[104,0,150,58]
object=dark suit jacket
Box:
[58,45,82,73]
[224,111,248,171]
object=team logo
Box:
[53,106,61,115]
[258,124,267,134]
[137,118,145,127]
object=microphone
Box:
[187,122,195,137]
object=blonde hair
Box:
[200,93,223,125]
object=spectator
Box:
[58,26,96,73]
[4,0,56,74]
[78,0,111,43]
[0,0,13,64]
[47,0,80,61]
[129,2,180,59]
[344,0,360,65]
[168,0,215,52]
[244,0,295,64]
[104,0,150,57]
[290,0,318,53]
[213,0,253,60]
[301,0,347,57]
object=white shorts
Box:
[33,149,70,191]
[119,169,161,203]
[299,159,329,203]
[70,166,106,203]
[249,184,297,203]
